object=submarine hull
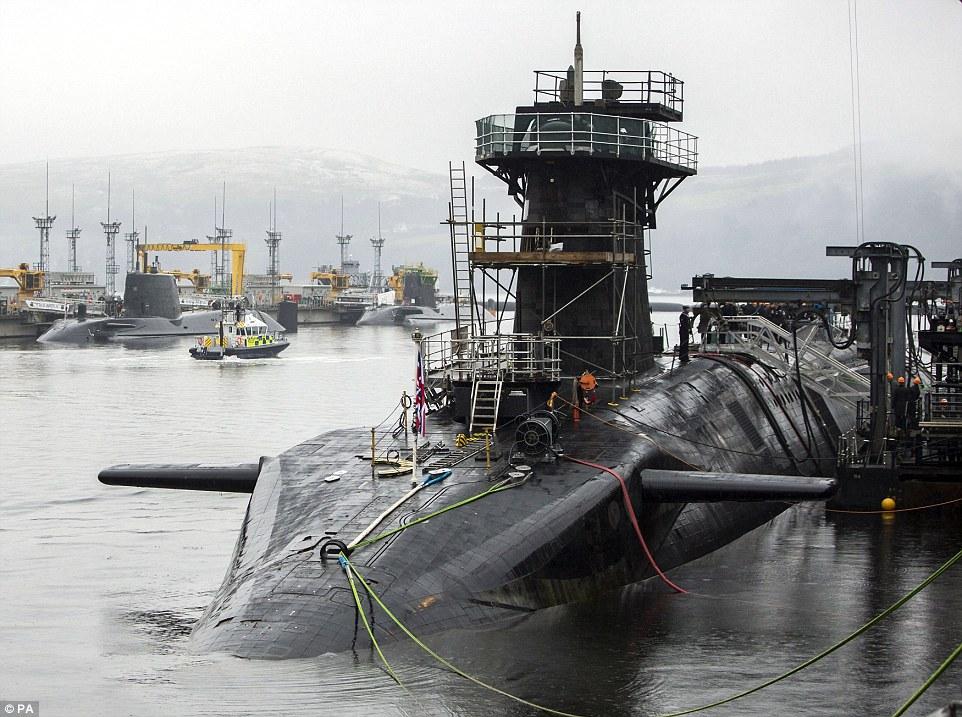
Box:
[188,355,852,658]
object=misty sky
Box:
[2,0,961,174]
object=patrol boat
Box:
[101,16,860,658]
[189,304,289,360]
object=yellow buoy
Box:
[881,497,896,512]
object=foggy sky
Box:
[0,1,960,290]
[2,0,961,173]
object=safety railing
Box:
[475,113,698,173]
[924,363,962,426]
[533,70,684,113]
[700,314,869,405]
[422,328,561,383]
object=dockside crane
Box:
[136,242,247,297]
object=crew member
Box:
[678,306,693,364]
[892,376,911,431]
[909,376,922,429]
[577,371,598,409]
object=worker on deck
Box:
[909,376,923,429]
[892,376,912,431]
[678,306,693,364]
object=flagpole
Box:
[411,328,424,485]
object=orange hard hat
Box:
[886,372,894,380]
[578,372,597,391]
[897,376,905,384]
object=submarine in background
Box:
[100,15,856,658]
[38,271,283,343]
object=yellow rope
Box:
[826,497,962,515]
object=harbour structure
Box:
[265,189,282,306]
[335,195,352,275]
[687,249,962,507]
[123,190,140,274]
[101,15,862,660]
[32,163,55,274]
[370,203,385,292]
[101,174,121,296]
[66,185,81,273]
[207,185,232,295]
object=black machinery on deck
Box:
[686,250,962,506]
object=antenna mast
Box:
[124,189,140,273]
[335,194,352,273]
[66,184,81,272]
[265,187,282,305]
[100,173,122,295]
[207,185,232,295]
[370,202,385,291]
[33,162,56,273]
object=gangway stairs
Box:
[469,370,504,435]
[448,162,478,331]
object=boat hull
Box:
[189,341,290,360]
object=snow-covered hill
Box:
[1,143,959,293]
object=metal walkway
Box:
[701,315,869,406]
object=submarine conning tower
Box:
[122,272,182,319]
[470,12,697,382]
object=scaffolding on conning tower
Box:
[443,176,654,384]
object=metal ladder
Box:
[448,161,476,331]
[469,370,504,435]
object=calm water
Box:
[1,322,960,717]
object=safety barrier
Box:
[701,314,868,406]
[421,328,562,383]
[475,112,697,173]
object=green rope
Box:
[890,640,962,717]
[659,545,962,716]
[344,557,587,717]
[344,559,403,686]
[341,544,962,717]
[350,479,513,551]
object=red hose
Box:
[565,456,687,594]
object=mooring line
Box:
[339,554,403,687]
[657,545,962,716]
[890,639,962,717]
[826,497,962,515]
[339,546,962,717]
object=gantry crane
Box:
[136,242,246,296]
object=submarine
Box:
[38,271,283,343]
[100,16,858,658]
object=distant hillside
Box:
[1,144,959,293]
[0,147,464,289]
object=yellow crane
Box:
[309,270,351,292]
[157,268,212,292]
[0,263,44,307]
[137,242,246,296]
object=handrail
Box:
[701,314,869,405]
[475,112,698,173]
[532,70,684,112]
[422,328,561,383]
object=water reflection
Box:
[0,328,960,716]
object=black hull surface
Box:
[189,354,853,658]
